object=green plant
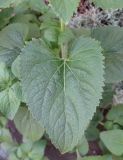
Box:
[1,0,123,159]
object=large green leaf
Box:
[91,0,123,9]
[0,0,23,8]
[50,0,80,23]
[0,82,21,119]
[14,107,45,141]
[92,26,123,83]
[21,37,104,152]
[0,23,28,65]
[100,130,123,156]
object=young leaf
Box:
[100,130,123,156]
[50,0,80,23]
[91,0,123,9]
[107,105,123,126]
[0,23,28,65]
[28,140,46,159]
[21,37,104,152]
[77,135,89,156]
[0,82,21,119]
[14,107,45,141]
[92,26,123,83]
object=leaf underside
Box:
[21,37,104,152]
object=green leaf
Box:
[0,23,28,65]
[91,0,123,9]
[14,107,45,141]
[28,140,46,159]
[21,37,104,152]
[92,26,123,83]
[86,125,99,141]
[107,105,123,126]
[112,156,123,160]
[0,128,13,143]
[11,14,40,39]
[77,135,89,156]
[0,8,14,30]
[101,84,114,107]
[100,130,123,156]
[0,0,23,8]
[0,62,12,91]
[0,82,21,119]
[9,153,18,160]
[12,55,21,80]
[80,155,112,160]
[29,0,49,13]
[50,0,80,23]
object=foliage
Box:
[91,0,123,9]
[0,0,123,159]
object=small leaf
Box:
[100,130,123,156]
[77,136,89,156]
[21,37,104,152]
[29,140,46,159]
[0,23,28,65]
[11,14,40,39]
[0,62,12,91]
[86,125,99,141]
[0,82,21,119]
[0,128,13,143]
[12,55,21,80]
[92,26,123,83]
[14,107,45,141]
[79,155,112,160]
[0,8,14,30]
[91,0,123,9]
[50,0,80,23]
[107,105,123,126]
[101,84,114,107]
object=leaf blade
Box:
[50,0,80,23]
[21,37,104,152]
